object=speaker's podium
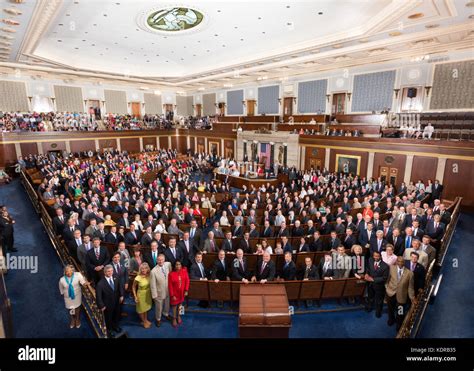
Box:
[238,284,291,338]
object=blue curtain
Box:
[258,85,279,114]
[351,70,396,112]
[297,79,327,113]
[226,89,244,115]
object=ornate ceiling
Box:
[0,0,472,92]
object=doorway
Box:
[88,99,101,119]
[400,86,423,112]
[131,102,141,118]
[307,158,322,171]
[246,100,256,116]
[163,104,174,121]
[332,93,346,115]
[195,104,202,117]
[379,166,398,186]
[283,97,293,116]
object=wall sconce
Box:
[393,88,400,99]
[101,100,105,105]
[326,94,331,102]
[214,103,218,108]
[292,97,297,103]
[425,86,432,97]
[27,96,32,104]
[278,98,282,105]
[50,97,56,103]
[173,104,177,109]
[127,102,131,107]
[242,100,246,106]
[347,92,352,101]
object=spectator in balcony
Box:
[422,122,434,139]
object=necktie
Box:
[374,262,378,270]
[240,260,244,270]
[95,249,100,259]
[153,252,156,265]
[304,267,310,278]
[221,260,226,270]
[210,240,215,252]
[191,229,195,238]
[260,262,266,274]
[398,268,402,281]
[199,263,204,277]
[116,264,120,275]
[108,278,114,290]
[411,263,415,272]
[406,236,411,248]
[435,223,438,229]
[172,248,176,258]
[393,237,397,246]
[161,267,166,276]
[378,240,381,251]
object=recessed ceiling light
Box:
[240,38,244,41]
[57,39,62,42]
[58,23,63,26]
[258,17,262,20]
[214,34,218,36]
[82,39,86,42]
[262,31,266,34]
[75,47,79,49]
[147,60,150,63]
[408,13,424,19]
[166,60,169,63]
[425,24,439,29]
[206,49,210,52]
[66,13,71,16]
[217,9,221,12]
[222,44,226,47]
[115,2,120,5]
[286,5,290,8]
[234,26,238,29]
[93,23,97,26]
[389,31,402,36]
[103,14,107,17]
[318,11,323,15]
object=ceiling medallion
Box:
[137,6,206,35]
[408,13,424,19]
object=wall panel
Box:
[443,159,474,207]
[70,140,95,153]
[20,142,38,157]
[120,138,140,152]
[373,152,406,187]
[411,156,437,183]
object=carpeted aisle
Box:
[417,213,474,338]
[0,179,94,338]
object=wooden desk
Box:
[215,172,283,189]
[239,284,291,338]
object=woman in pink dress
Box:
[168,261,190,327]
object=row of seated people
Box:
[292,128,362,137]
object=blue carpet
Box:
[0,179,94,338]
[417,213,474,338]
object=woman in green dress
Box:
[132,262,152,328]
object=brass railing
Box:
[396,197,462,338]
[0,269,13,338]
[21,170,108,338]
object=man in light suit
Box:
[149,254,172,327]
[403,238,429,269]
[385,256,416,331]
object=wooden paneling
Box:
[159,136,168,149]
[120,138,140,153]
[189,135,195,152]
[329,149,369,177]
[20,142,38,157]
[42,141,66,153]
[98,139,117,151]
[70,140,95,153]
[170,136,178,150]
[373,153,406,187]
[411,156,437,183]
[443,159,474,207]
[304,146,325,171]
[177,136,187,152]
[143,137,157,149]
[0,143,17,167]
[335,114,386,125]
[283,114,328,123]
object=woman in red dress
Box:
[168,261,190,327]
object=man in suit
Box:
[381,219,393,240]
[188,220,202,249]
[281,235,292,253]
[124,223,141,246]
[278,251,297,281]
[210,221,224,238]
[425,214,445,241]
[85,237,111,284]
[403,238,429,269]
[62,219,79,246]
[96,265,124,337]
[333,217,346,235]
[252,252,275,283]
[144,241,161,269]
[261,220,273,238]
[406,251,426,293]
[149,254,172,327]
[67,229,83,261]
[221,231,234,253]
[333,245,351,279]
[231,220,244,238]
[211,250,230,281]
[431,180,443,201]
[342,228,356,250]
[231,248,253,283]
[309,231,323,252]
[319,217,331,235]
[369,230,387,255]
[292,220,305,237]
[189,252,209,280]
[319,253,335,279]
[358,222,376,247]
[163,237,182,266]
[77,234,92,271]
[52,208,67,235]
[299,256,319,280]
[420,235,436,266]
[326,231,341,251]
[385,256,416,331]
[203,231,219,253]
[248,223,260,238]
[111,252,128,292]
[410,220,424,240]
[364,250,389,318]
[140,226,154,248]
[178,231,195,269]
[387,228,404,256]
[277,221,290,237]
[105,226,120,245]
[239,232,252,254]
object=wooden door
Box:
[332,93,346,115]
[247,100,256,116]
[283,97,293,116]
[88,99,101,119]
[131,102,141,118]
[308,158,322,171]
[400,86,423,112]
[379,166,398,186]
[195,104,202,117]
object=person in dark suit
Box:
[105,226,120,245]
[0,209,16,252]
[143,241,161,269]
[211,250,230,281]
[387,228,404,256]
[342,228,356,250]
[358,223,376,247]
[425,214,445,241]
[140,226,154,248]
[319,217,331,235]
[299,257,319,280]
[52,208,67,235]
[231,221,244,238]
[96,265,124,337]
[163,237,182,266]
[188,221,202,249]
[252,252,275,282]
[231,248,253,283]
[117,212,131,229]
[406,251,426,293]
[248,223,260,238]
[62,220,79,246]
[431,180,443,201]
[292,220,305,237]
[261,221,273,238]
[319,253,335,279]
[111,252,129,291]
[410,220,424,240]
[364,250,389,318]
[278,251,296,281]
[239,232,252,254]
[221,231,234,253]
[281,236,292,253]
[296,237,310,252]
[326,231,341,251]
[178,231,195,269]
[309,231,323,252]
[125,223,141,246]
[277,221,290,237]
[369,230,387,254]
[189,252,209,280]
[85,237,111,284]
